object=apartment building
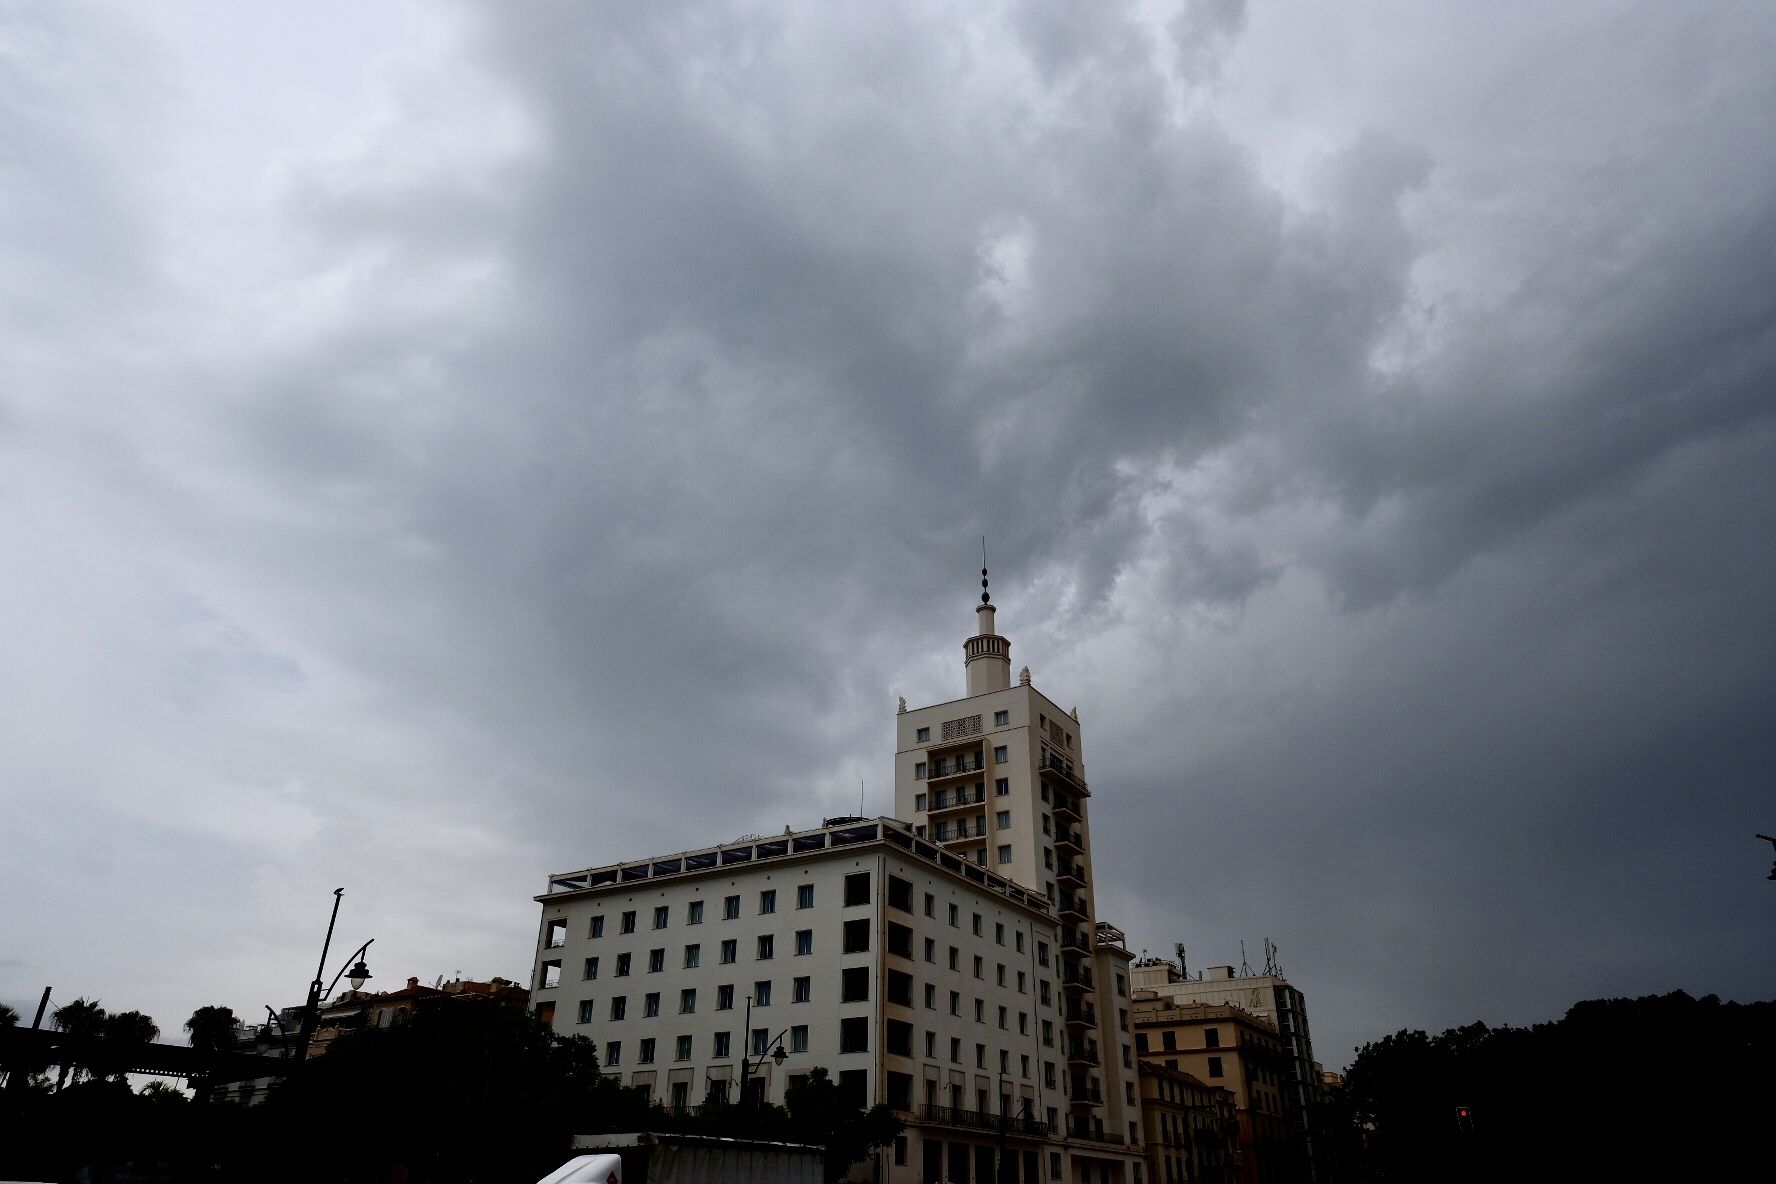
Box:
[894,586,1145,1184]
[1137,1062,1238,1184]
[1130,998,1301,1184]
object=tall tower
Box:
[895,573,1142,1177]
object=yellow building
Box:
[1137,1061,1238,1184]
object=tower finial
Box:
[980,536,990,604]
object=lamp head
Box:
[347,960,373,991]
[772,1046,787,1067]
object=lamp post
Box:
[736,993,791,1108]
[291,888,375,1063]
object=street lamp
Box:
[291,888,375,1063]
[736,993,793,1107]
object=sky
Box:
[2,0,1773,1070]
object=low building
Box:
[1136,1062,1238,1184]
[1130,998,1302,1184]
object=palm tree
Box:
[0,1002,19,1027]
[51,997,106,1089]
[99,1010,161,1080]
[184,1005,237,1103]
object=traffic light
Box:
[1455,1105,1474,1132]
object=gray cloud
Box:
[1,0,1772,1062]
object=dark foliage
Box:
[1343,990,1776,1182]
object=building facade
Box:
[1136,1062,1238,1184]
[893,594,1144,1184]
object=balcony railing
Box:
[1066,1121,1125,1146]
[920,1104,1050,1139]
[1056,863,1086,886]
[1052,795,1081,821]
[1055,830,1083,853]
[934,820,989,842]
[925,758,987,781]
[928,786,987,812]
[1063,1003,1097,1026]
[1065,1044,1101,1066]
[1060,964,1095,991]
[1042,755,1090,796]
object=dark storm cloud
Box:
[2,0,1772,1063]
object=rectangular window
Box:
[1162,1030,1176,1051]
[973,955,983,979]
[752,1028,770,1056]
[759,889,776,914]
[723,895,741,920]
[994,710,1009,726]
[1205,1027,1220,1048]
[1016,930,1025,953]
[924,983,936,1009]
[1037,942,1049,967]
[605,1041,620,1066]
[1208,1056,1224,1078]
[644,992,660,1018]
[615,953,632,977]
[675,1035,692,1062]
[844,872,871,906]
[1136,1032,1149,1052]
[1042,815,1052,835]
[843,918,871,953]
[619,910,637,935]
[948,947,959,971]
[947,903,959,927]
[795,929,813,955]
[887,969,914,1006]
[841,966,870,1002]
[974,999,984,1022]
[584,957,599,980]
[653,905,669,929]
[886,1019,913,1056]
[998,1005,1008,1029]
[994,745,1008,764]
[577,999,595,1024]
[949,990,960,1016]
[916,727,930,742]
[793,976,811,1003]
[923,893,935,917]
[753,980,773,1006]
[797,883,814,909]
[687,900,703,925]
[887,922,914,958]
[680,988,696,1014]
[997,810,1011,829]
[684,944,700,968]
[925,1030,937,1057]
[996,964,1006,986]
[590,914,605,939]
[713,1031,731,1058]
[972,913,982,936]
[887,876,913,912]
[545,918,567,948]
[996,778,1009,795]
[914,792,927,811]
[648,948,665,973]
[924,937,936,962]
[1018,970,1027,993]
[950,1036,962,1063]
[720,940,737,964]
[757,934,774,960]
[998,845,1012,864]
[717,984,734,1010]
[610,996,627,1021]
[840,1017,869,1054]
[791,1024,809,1053]
[637,1037,655,1064]
[976,1043,986,1068]
[915,761,927,779]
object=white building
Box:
[531,584,1146,1184]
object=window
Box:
[887,922,914,958]
[996,964,1006,986]
[886,1019,913,1056]
[539,961,561,989]
[840,1017,869,1053]
[948,903,959,927]
[923,892,935,917]
[1162,1031,1176,1051]
[759,889,776,914]
[1137,1033,1148,1052]
[970,913,981,936]
[888,969,914,1005]
[754,981,772,1007]
[994,745,1008,764]
[950,1037,962,1063]
[997,810,1011,830]
[713,1031,731,1058]
[924,937,936,962]
[795,929,813,955]
[976,1043,987,1068]
[637,1037,655,1064]
[1116,973,1126,997]
[1019,1011,1028,1034]
[916,727,930,742]
[684,944,700,968]
[653,905,669,929]
[576,999,595,1024]
[949,990,960,1016]
[680,988,696,1014]
[605,1041,620,1066]
[545,918,566,948]
[887,876,913,912]
[998,1005,1008,1029]
[844,872,871,906]
[1044,849,1053,869]
[723,895,741,920]
[1017,971,1026,993]
[924,983,936,1008]
[994,710,1009,726]
[717,984,734,1010]
[1037,942,1049,967]
[1022,1053,1031,1078]
[644,992,660,1018]
[1040,981,1051,1005]
[720,940,737,964]
[793,975,811,1003]
[973,955,983,979]
[620,911,636,935]
[1050,1152,1062,1181]
[948,947,959,971]
[1042,814,1052,835]
[590,914,605,939]
[1205,1027,1220,1048]
[999,1049,1009,1073]
[998,845,1013,864]
[843,918,871,953]
[752,1029,771,1055]
[915,761,927,779]
[757,934,774,960]
[675,1035,692,1061]
[914,792,927,811]
[841,967,870,1002]
[1208,1056,1224,1078]
[583,957,599,980]
[797,883,814,909]
[995,777,1009,795]
[791,1024,810,1053]
[687,900,703,925]
[925,1030,937,1057]
[974,999,984,1022]
[609,996,626,1021]
[648,948,665,973]
[1016,930,1025,953]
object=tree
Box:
[96,1011,160,1081]
[784,1067,905,1183]
[0,1003,19,1027]
[50,997,106,1089]
[184,1004,237,1104]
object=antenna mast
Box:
[1239,940,1253,978]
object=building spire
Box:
[964,541,1011,696]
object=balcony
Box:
[1058,894,1090,923]
[933,819,990,843]
[920,1104,1050,1139]
[1065,1042,1101,1068]
[1042,755,1090,797]
[925,757,987,783]
[1058,930,1092,955]
[1067,1085,1103,1107]
[927,785,987,814]
[1055,830,1083,856]
[1052,795,1081,823]
[1055,862,1086,888]
[1066,1120,1125,1146]
[1063,1003,1097,1028]
[1061,963,1096,992]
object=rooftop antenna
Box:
[860,780,865,817]
[1174,941,1188,979]
[981,536,991,604]
[1239,940,1253,978]
[1263,938,1281,978]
